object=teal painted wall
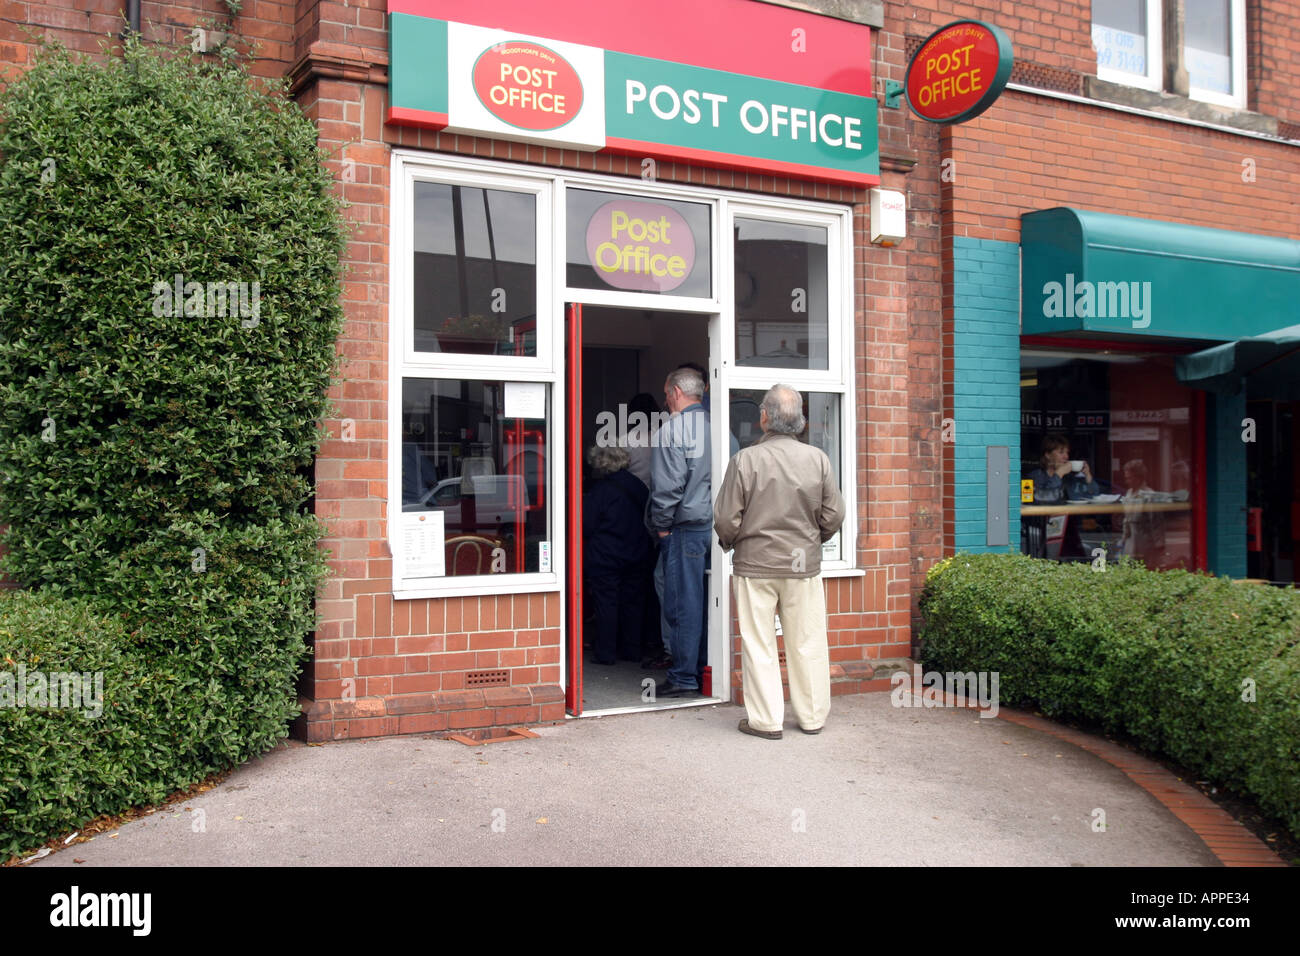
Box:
[952,237,1021,553]
[1207,391,1248,577]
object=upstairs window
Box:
[1092,0,1162,91]
[1185,0,1246,108]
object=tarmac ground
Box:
[29,692,1230,866]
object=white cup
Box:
[1069,460,1084,473]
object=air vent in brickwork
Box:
[466,669,509,687]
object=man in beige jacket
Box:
[713,384,845,739]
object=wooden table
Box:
[1021,501,1192,516]
[1020,501,1190,559]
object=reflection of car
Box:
[412,474,531,535]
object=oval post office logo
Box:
[585,201,696,293]
[473,40,584,132]
[904,20,1013,125]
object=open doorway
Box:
[565,303,722,715]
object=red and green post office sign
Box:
[905,20,1014,125]
[387,0,880,186]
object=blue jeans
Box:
[662,526,709,689]
[654,547,672,654]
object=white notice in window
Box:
[539,541,551,573]
[821,532,840,561]
[401,510,445,578]
[504,382,546,420]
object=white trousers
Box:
[732,575,831,733]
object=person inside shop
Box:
[1026,433,1099,560]
[583,445,653,665]
[1027,433,1099,503]
[1119,458,1166,565]
[621,391,659,490]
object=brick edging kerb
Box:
[994,707,1288,867]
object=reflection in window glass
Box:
[729,388,843,560]
[412,182,537,356]
[1092,0,1150,78]
[565,188,711,297]
[734,219,828,371]
[1019,353,1195,570]
[1186,0,1232,94]
[402,379,549,576]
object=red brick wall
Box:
[0,0,296,79]
[944,90,1300,240]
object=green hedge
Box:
[0,590,163,858]
[919,553,1300,838]
[0,38,343,858]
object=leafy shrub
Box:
[920,553,1300,838]
[0,590,161,859]
[0,38,343,857]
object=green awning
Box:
[1021,208,1300,340]
[1176,324,1300,399]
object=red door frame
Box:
[564,304,584,715]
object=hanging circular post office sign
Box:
[904,20,1013,125]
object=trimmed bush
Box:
[920,553,1300,838]
[0,590,164,859]
[0,38,343,856]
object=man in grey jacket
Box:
[714,384,845,738]
[650,366,712,697]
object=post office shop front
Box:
[300,0,913,741]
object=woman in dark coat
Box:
[583,445,653,664]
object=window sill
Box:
[1083,76,1275,137]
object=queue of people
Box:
[581,372,847,737]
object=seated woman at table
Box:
[1027,434,1099,504]
[1026,434,1099,560]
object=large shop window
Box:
[401,379,550,578]
[394,165,555,594]
[726,203,853,568]
[1019,351,1197,570]
[733,218,829,371]
[413,181,538,356]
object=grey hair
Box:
[665,366,705,399]
[761,384,806,435]
[587,444,629,478]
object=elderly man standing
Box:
[714,384,845,738]
[650,365,712,698]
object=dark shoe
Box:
[656,681,698,698]
[738,719,782,740]
[641,653,672,670]
[799,725,823,735]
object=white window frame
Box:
[1186,0,1247,109]
[559,180,721,313]
[389,153,559,598]
[1093,0,1163,92]
[723,199,857,573]
[387,150,859,598]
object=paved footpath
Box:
[30,693,1281,867]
